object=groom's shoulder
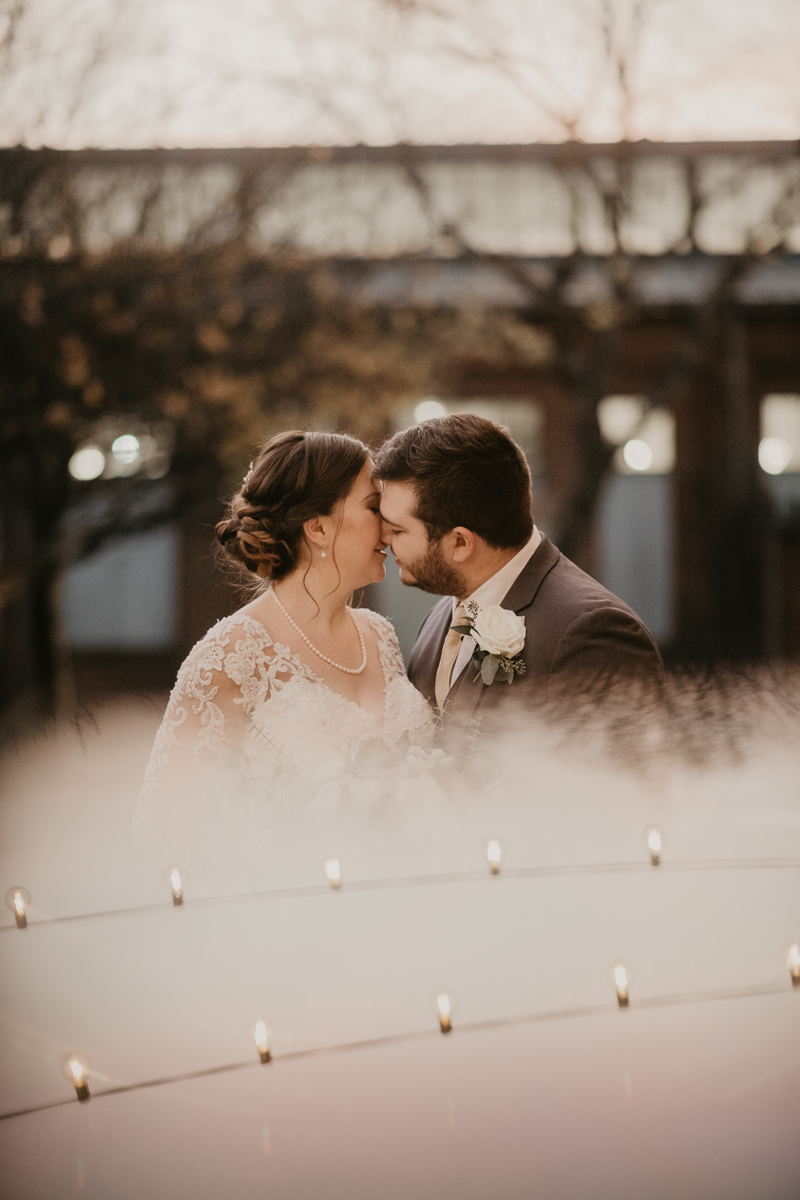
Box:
[540,549,636,616]
[523,541,658,649]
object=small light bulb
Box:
[436,992,452,1033]
[613,964,630,1007]
[62,1053,91,1102]
[788,943,800,987]
[486,839,501,875]
[647,826,662,866]
[325,859,341,890]
[169,867,183,906]
[253,1019,272,1064]
[4,886,31,930]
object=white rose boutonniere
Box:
[451,601,527,687]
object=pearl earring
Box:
[321,541,327,559]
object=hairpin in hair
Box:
[242,461,254,489]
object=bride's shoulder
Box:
[173,612,282,687]
[172,610,304,711]
[181,612,274,662]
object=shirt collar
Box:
[454,527,542,612]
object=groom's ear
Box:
[449,526,478,563]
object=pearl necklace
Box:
[269,587,367,675]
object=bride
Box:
[133,430,446,880]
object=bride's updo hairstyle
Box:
[216,430,369,582]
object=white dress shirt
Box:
[447,527,542,690]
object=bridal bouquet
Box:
[452,601,527,686]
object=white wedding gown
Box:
[133,608,449,880]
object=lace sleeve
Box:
[361,609,407,682]
[132,614,310,874]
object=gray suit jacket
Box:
[407,536,664,734]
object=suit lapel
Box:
[500,535,560,615]
[442,627,481,720]
[408,597,453,706]
[443,536,561,723]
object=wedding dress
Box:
[132,608,449,880]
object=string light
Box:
[168,867,183,907]
[253,1020,272,1064]
[788,944,800,987]
[0,839,797,1125]
[613,964,630,1007]
[0,979,792,1123]
[3,858,797,936]
[647,826,662,866]
[4,887,30,930]
[435,992,453,1033]
[62,1054,91,1102]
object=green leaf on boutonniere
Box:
[450,623,474,636]
[480,654,500,685]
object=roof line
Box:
[0,139,798,167]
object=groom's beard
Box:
[400,538,465,597]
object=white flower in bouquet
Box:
[403,744,451,777]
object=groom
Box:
[373,412,664,738]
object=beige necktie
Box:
[434,602,469,710]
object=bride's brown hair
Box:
[216,430,369,581]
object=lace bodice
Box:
[133,608,441,876]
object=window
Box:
[597,395,675,475]
[759,395,800,475]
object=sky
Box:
[0,0,799,148]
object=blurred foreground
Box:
[0,676,799,1199]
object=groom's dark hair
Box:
[373,412,533,548]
